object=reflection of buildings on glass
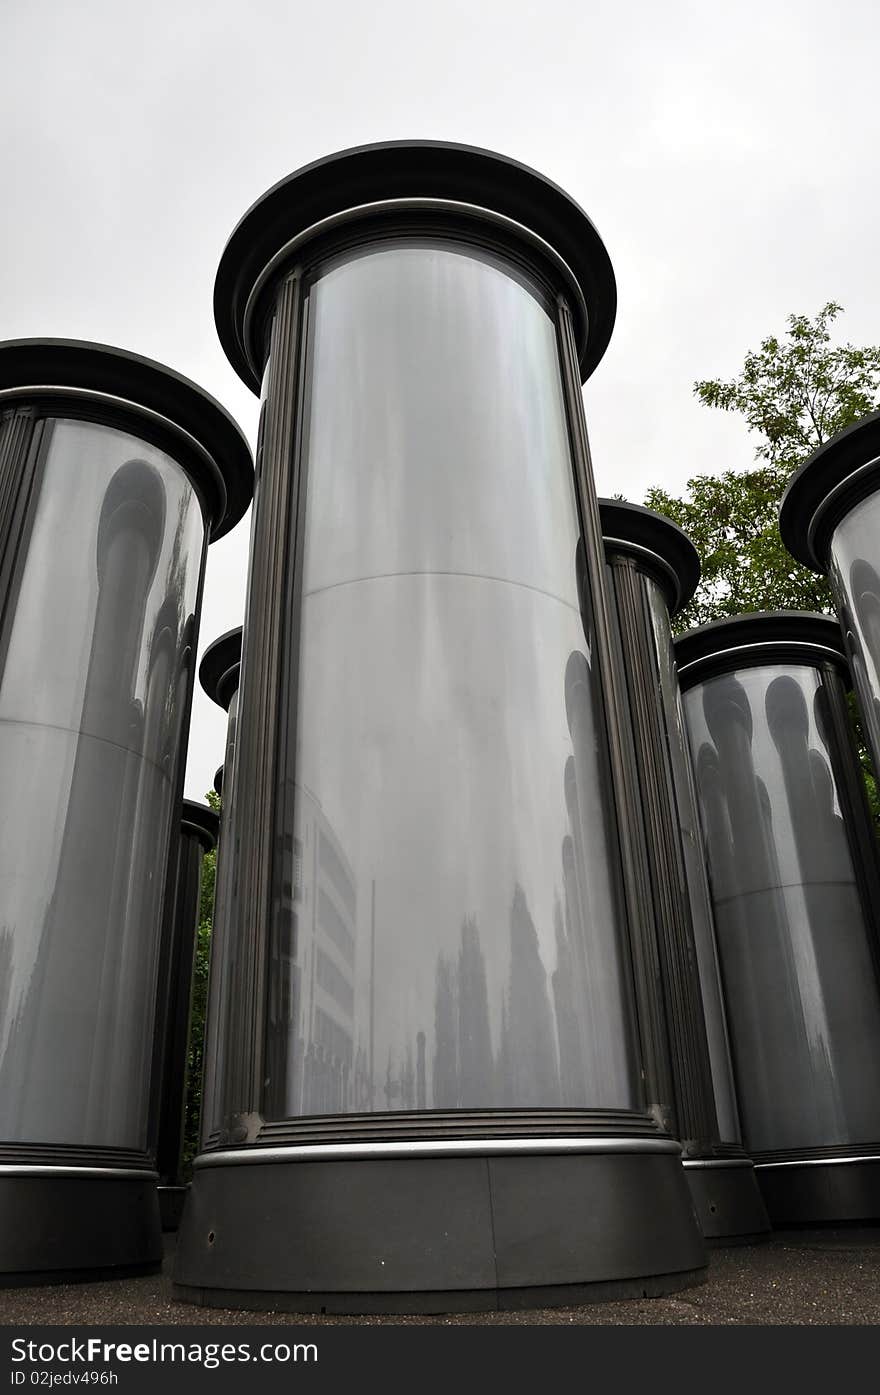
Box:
[265,783,358,1118]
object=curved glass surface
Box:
[644,579,740,1145]
[830,493,880,771]
[258,241,639,1119]
[684,662,880,1153]
[0,418,205,1150]
[202,685,238,1143]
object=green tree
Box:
[645,303,880,823]
[181,787,219,1174]
[645,303,880,630]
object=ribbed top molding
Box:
[181,799,220,853]
[0,339,253,540]
[199,626,243,710]
[674,611,849,691]
[214,141,617,391]
[599,499,700,618]
[780,412,880,572]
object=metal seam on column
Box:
[0,716,179,784]
[676,640,847,679]
[195,1137,682,1166]
[302,569,583,614]
[755,1156,880,1169]
[710,878,861,906]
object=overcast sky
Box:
[3,0,879,799]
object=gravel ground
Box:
[3,1230,880,1326]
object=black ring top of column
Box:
[0,339,254,540]
[214,140,617,392]
[780,412,880,572]
[199,626,243,711]
[212,766,224,797]
[674,611,849,691]
[181,799,220,853]
[599,499,700,618]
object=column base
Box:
[0,1172,162,1286]
[158,1184,189,1232]
[756,1157,880,1225]
[683,1159,770,1243]
[174,1141,707,1314]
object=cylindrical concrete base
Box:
[174,1145,707,1314]
[757,1158,880,1225]
[683,1160,770,1244]
[0,1172,162,1286]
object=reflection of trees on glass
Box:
[457,916,494,1107]
[551,895,583,1105]
[699,674,802,1147]
[691,667,880,1151]
[0,458,169,1147]
[506,884,560,1107]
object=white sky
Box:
[3,0,879,799]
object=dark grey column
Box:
[174,142,706,1313]
[0,340,252,1282]
[600,500,769,1242]
[154,800,220,1231]
[196,627,241,1150]
[676,610,880,1224]
[781,413,880,806]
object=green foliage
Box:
[181,787,220,1176]
[645,303,880,828]
[645,303,880,632]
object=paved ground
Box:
[3,1230,880,1325]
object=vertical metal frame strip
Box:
[0,409,42,642]
[554,297,665,1126]
[213,271,305,1138]
[610,556,718,1146]
[818,662,880,974]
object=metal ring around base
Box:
[195,1135,681,1167]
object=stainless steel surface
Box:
[684,661,880,1154]
[0,417,205,1150]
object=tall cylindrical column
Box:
[0,340,252,1281]
[600,501,768,1241]
[175,142,706,1312]
[155,800,220,1231]
[197,627,242,1151]
[781,413,880,793]
[676,611,880,1223]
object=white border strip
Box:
[682,1158,754,1170]
[0,1166,158,1179]
[194,1136,681,1168]
[755,1155,880,1170]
